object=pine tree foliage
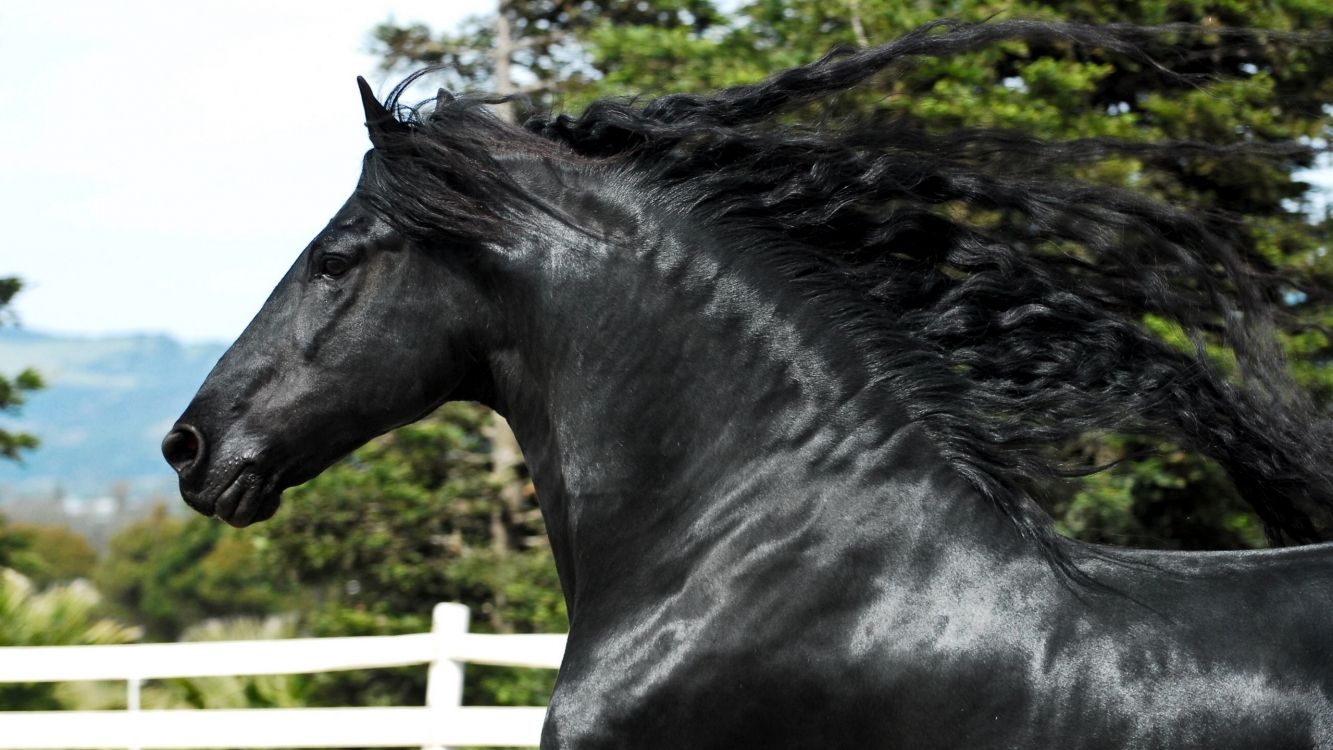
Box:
[0,278,43,461]
[95,506,294,641]
[372,0,725,110]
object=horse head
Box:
[162,80,502,527]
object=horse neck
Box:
[485,183,1033,613]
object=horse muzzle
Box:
[162,423,283,527]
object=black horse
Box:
[164,20,1333,748]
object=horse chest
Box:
[540,581,1040,748]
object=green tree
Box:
[95,506,295,640]
[258,402,565,707]
[0,516,35,573]
[372,0,726,119]
[8,522,98,588]
[0,277,43,461]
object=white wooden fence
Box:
[0,603,566,749]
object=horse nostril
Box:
[162,424,206,475]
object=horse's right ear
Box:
[357,76,408,150]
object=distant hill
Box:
[0,329,229,499]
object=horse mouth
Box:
[210,469,282,528]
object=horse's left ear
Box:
[356,76,408,150]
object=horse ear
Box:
[356,76,406,150]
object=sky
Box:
[2,2,1331,344]
[1,0,493,343]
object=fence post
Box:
[424,602,470,750]
[126,676,141,750]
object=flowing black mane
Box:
[358,19,1333,570]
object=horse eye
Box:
[319,255,351,278]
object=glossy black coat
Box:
[167,109,1333,750]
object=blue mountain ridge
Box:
[0,329,230,497]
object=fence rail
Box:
[0,603,566,749]
[0,632,566,681]
[0,707,550,749]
